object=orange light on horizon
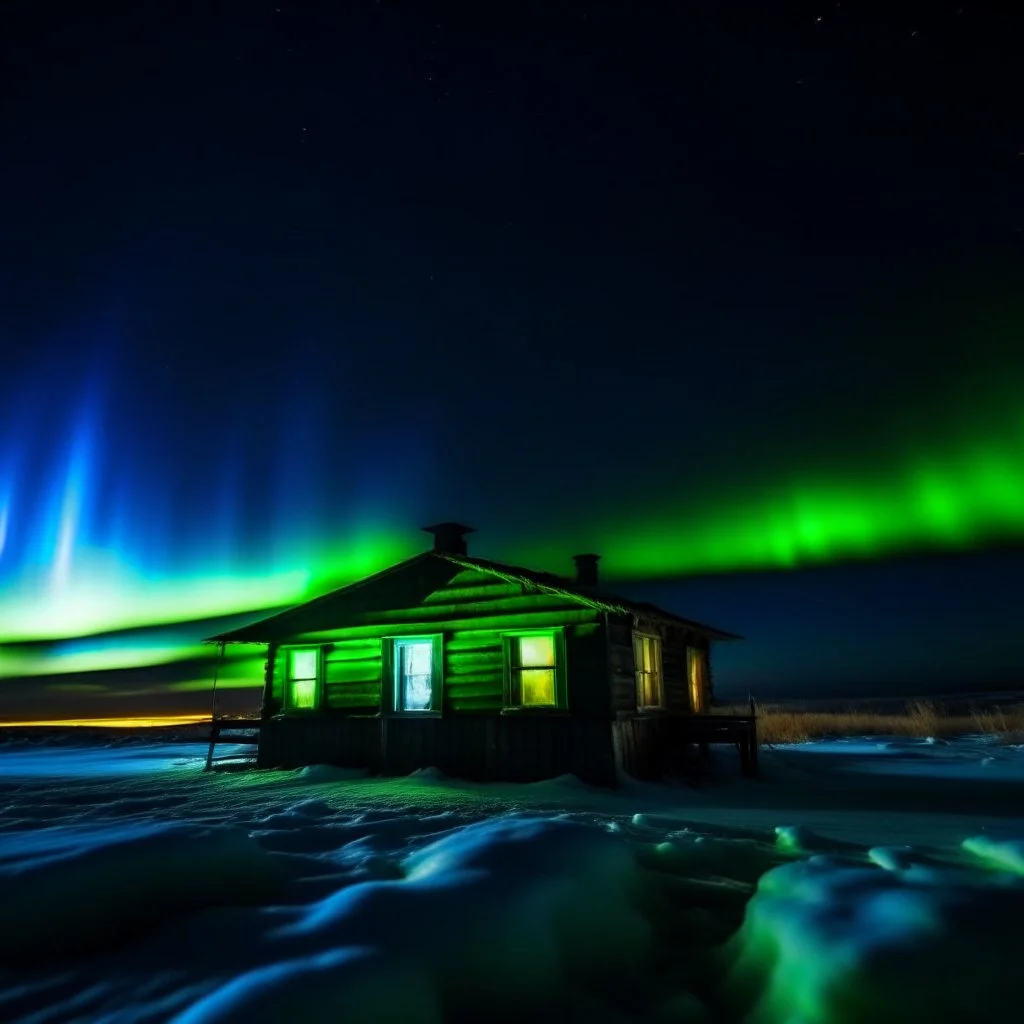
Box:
[0,714,212,729]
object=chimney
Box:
[422,522,475,555]
[573,553,601,587]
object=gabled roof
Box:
[207,551,742,644]
[444,555,741,639]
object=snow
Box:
[1,734,1023,1023]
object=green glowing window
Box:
[391,636,442,713]
[503,631,565,709]
[633,633,664,710]
[285,647,320,710]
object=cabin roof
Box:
[207,551,742,644]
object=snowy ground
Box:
[1,735,1023,1024]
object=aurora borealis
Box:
[2,2,1023,720]
[3,346,1022,716]
[3,369,1024,646]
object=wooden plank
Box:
[444,631,503,653]
[448,695,503,713]
[444,675,502,693]
[446,650,503,672]
[324,681,381,696]
[423,582,523,604]
[293,608,599,642]
[325,642,383,661]
[325,660,381,684]
[343,592,583,625]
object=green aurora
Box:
[526,402,1024,578]
[3,395,1022,655]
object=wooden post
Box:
[204,643,227,771]
[379,715,389,774]
[205,722,220,771]
[210,642,226,720]
[261,643,277,718]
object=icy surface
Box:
[0,734,1022,1023]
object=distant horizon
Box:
[5,684,1024,731]
[4,545,1023,720]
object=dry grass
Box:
[722,700,1024,746]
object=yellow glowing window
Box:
[687,647,708,713]
[286,648,319,710]
[634,633,664,709]
[509,633,558,707]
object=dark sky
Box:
[1,1,1022,717]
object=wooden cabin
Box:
[208,523,751,785]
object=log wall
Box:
[607,614,713,715]
[264,567,606,717]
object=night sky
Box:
[2,1,1023,720]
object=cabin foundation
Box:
[257,713,618,785]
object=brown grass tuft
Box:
[718,700,1024,746]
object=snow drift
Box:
[1,735,1022,1023]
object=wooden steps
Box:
[680,714,760,777]
[204,718,262,770]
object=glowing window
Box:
[508,633,558,707]
[634,633,664,709]
[394,639,436,712]
[687,647,708,713]
[286,648,319,710]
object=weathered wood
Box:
[446,649,503,672]
[291,608,599,643]
[205,720,262,770]
[325,641,382,661]
[257,713,615,785]
[325,659,381,683]
[261,645,277,715]
[342,591,581,626]
[612,714,759,781]
[444,631,504,652]
[422,582,522,604]
[444,674,501,693]
[449,695,503,713]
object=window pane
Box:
[289,649,317,681]
[640,636,651,672]
[402,673,433,711]
[521,668,556,705]
[638,673,652,707]
[518,635,555,668]
[290,678,317,709]
[399,642,433,711]
[404,642,432,677]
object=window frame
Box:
[501,628,568,712]
[633,631,665,711]
[282,645,323,712]
[382,634,444,716]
